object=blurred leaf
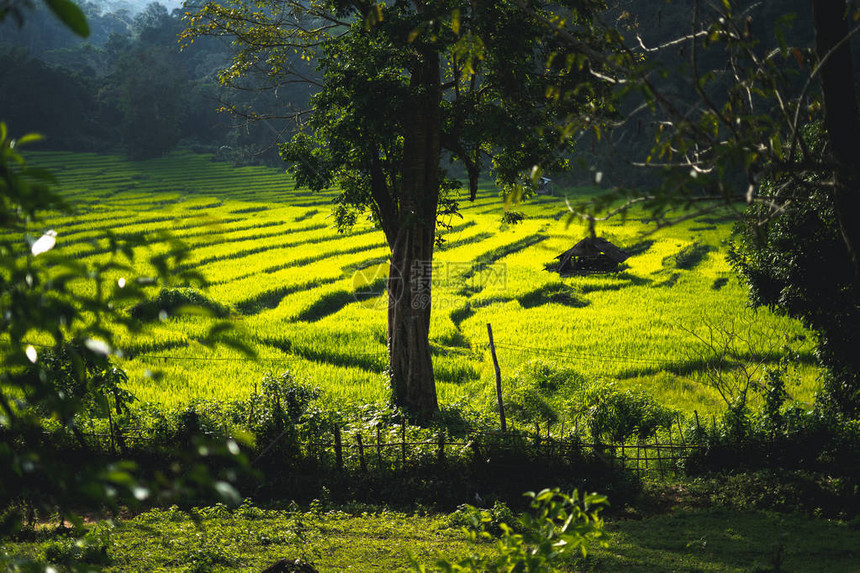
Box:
[43,0,90,37]
[213,481,241,507]
[13,133,44,147]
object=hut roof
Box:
[555,237,630,268]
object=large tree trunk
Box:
[388,218,438,418]
[812,0,860,281]
[387,46,441,418]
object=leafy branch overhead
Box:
[544,1,860,253]
[0,0,89,36]
[0,124,254,542]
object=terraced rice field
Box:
[26,150,820,417]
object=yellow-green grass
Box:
[21,150,820,419]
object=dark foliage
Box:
[729,124,860,417]
[0,2,308,162]
[684,373,860,517]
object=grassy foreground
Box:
[5,502,858,572]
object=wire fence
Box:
[49,329,711,482]
[30,329,696,376]
[122,339,680,370]
[280,426,704,480]
[79,420,704,481]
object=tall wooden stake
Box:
[487,323,506,432]
[333,424,343,472]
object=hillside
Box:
[26,150,819,419]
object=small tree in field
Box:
[182,0,613,418]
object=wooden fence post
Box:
[357,433,367,473]
[401,418,407,471]
[487,323,506,432]
[376,426,382,470]
[642,444,649,475]
[437,430,446,468]
[334,424,343,472]
[676,414,687,446]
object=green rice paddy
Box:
[25,150,820,418]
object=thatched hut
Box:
[555,237,630,274]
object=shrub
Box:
[512,358,584,393]
[238,371,321,458]
[579,383,676,443]
[505,385,559,426]
[447,500,517,537]
[26,343,135,421]
[431,400,481,436]
[502,359,589,427]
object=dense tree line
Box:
[0,1,311,160]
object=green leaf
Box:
[43,0,90,37]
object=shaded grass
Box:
[626,239,656,257]
[294,290,358,323]
[437,231,494,251]
[229,205,269,214]
[663,242,714,270]
[462,234,548,279]
[294,208,320,221]
[257,337,386,373]
[235,278,340,315]
[577,272,653,294]
[518,282,590,309]
[121,339,190,360]
[590,509,860,572]
[294,276,388,322]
